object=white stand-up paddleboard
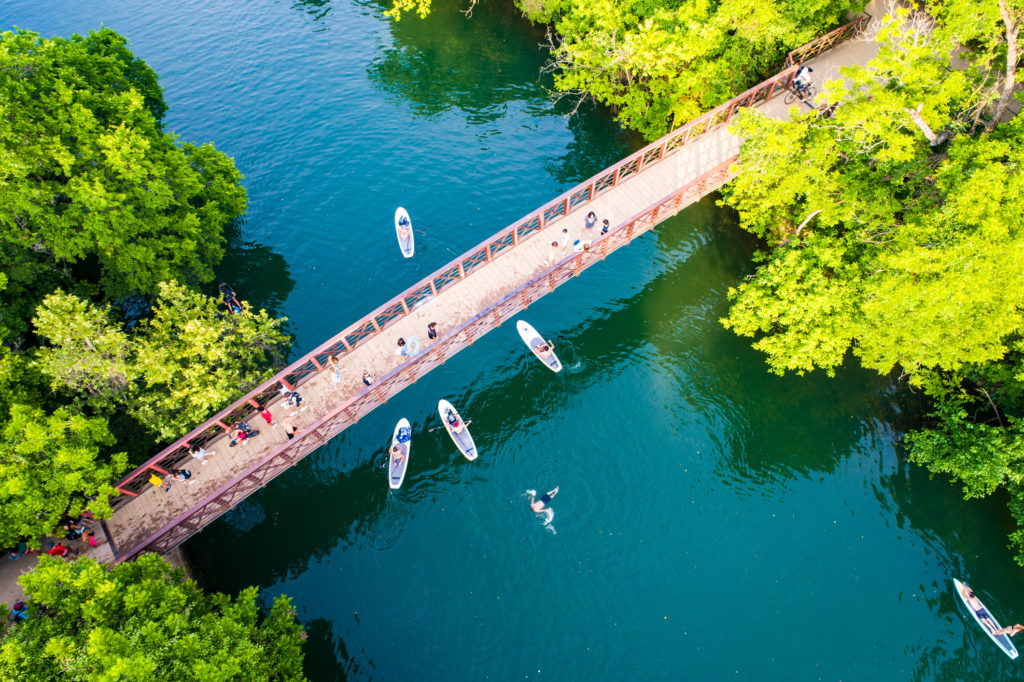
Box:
[954,579,1019,659]
[437,399,476,461]
[389,418,412,489]
[395,207,414,258]
[516,320,562,372]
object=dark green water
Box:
[6,1,1024,679]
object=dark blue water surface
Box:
[5,1,1024,679]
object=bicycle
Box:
[784,82,817,105]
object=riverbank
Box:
[1,542,190,612]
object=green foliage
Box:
[32,290,133,404]
[384,0,861,139]
[529,0,862,139]
[0,349,126,548]
[0,554,307,681]
[722,6,1024,561]
[906,345,1024,561]
[129,282,290,440]
[721,10,1024,380]
[387,0,434,19]
[34,283,289,441]
[0,28,246,343]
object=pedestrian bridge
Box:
[99,16,875,561]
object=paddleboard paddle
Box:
[428,419,472,433]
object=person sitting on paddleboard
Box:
[536,340,555,359]
[529,487,559,513]
[390,444,405,467]
[397,218,411,242]
[445,409,464,434]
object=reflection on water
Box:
[9,0,1024,678]
[366,0,550,119]
[214,225,296,320]
[288,0,336,30]
[542,111,645,186]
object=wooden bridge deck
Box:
[100,19,879,561]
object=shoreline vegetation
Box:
[391,0,1024,564]
[0,28,301,678]
[1,0,1021,677]
[391,0,866,140]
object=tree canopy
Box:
[720,3,1024,560]
[0,554,306,681]
[0,28,282,544]
[33,283,290,441]
[0,28,246,345]
[386,0,863,139]
[0,350,125,549]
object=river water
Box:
[6,1,1024,679]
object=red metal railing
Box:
[115,157,739,561]
[785,13,871,68]
[106,12,870,554]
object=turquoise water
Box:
[5,1,1024,679]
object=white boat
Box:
[388,418,411,489]
[516,320,562,372]
[954,578,1019,659]
[395,207,414,258]
[437,399,476,461]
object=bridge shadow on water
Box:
[186,193,920,576]
[182,193,1024,680]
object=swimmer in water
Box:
[526,487,559,533]
[529,487,559,512]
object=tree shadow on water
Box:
[541,101,644,186]
[290,0,333,30]
[302,617,368,681]
[213,217,296,322]
[365,0,551,120]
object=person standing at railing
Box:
[189,445,215,464]
[326,354,343,383]
[259,406,276,428]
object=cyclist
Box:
[793,65,814,98]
